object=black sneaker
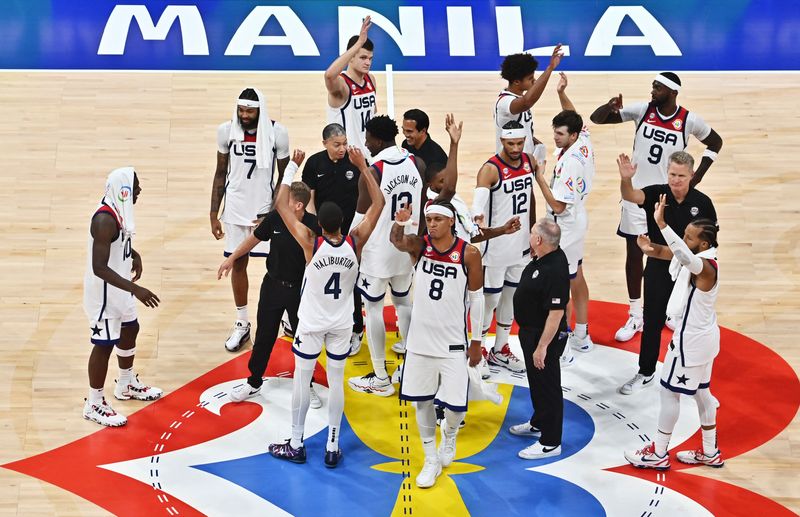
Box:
[324,449,343,468]
[269,440,306,464]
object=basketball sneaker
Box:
[619,373,656,395]
[229,381,261,402]
[676,448,724,468]
[324,449,343,468]
[438,426,458,467]
[269,440,306,464]
[416,456,442,488]
[519,442,561,460]
[225,320,251,352]
[83,398,127,427]
[391,362,404,385]
[114,374,163,401]
[391,340,406,354]
[487,344,526,373]
[615,315,643,342]
[309,385,323,409]
[347,372,395,397]
[624,442,670,470]
[568,333,594,353]
[560,346,575,368]
[508,422,541,437]
[480,348,491,379]
[349,331,363,356]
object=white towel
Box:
[229,87,274,169]
[467,366,503,405]
[666,247,717,322]
[101,167,136,238]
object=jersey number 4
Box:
[325,272,342,299]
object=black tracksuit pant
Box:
[519,327,568,447]
[639,258,674,377]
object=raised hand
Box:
[291,149,305,166]
[549,44,564,70]
[637,234,654,254]
[654,193,667,228]
[617,153,637,179]
[395,205,412,224]
[445,113,463,144]
[357,16,372,46]
[557,72,568,93]
[609,93,623,113]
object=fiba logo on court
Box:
[118,185,131,202]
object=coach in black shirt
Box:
[618,151,718,395]
[218,182,318,400]
[512,218,570,459]
[401,108,448,170]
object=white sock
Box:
[654,430,671,456]
[118,367,133,385]
[88,387,104,405]
[236,305,248,323]
[492,286,515,352]
[629,299,642,318]
[574,323,588,339]
[326,363,345,452]
[701,428,718,456]
[416,401,437,459]
[290,363,314,449]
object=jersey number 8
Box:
[428,279,444,300]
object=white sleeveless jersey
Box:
[495,90,534,155]
[620,102,711,189]
[549,126,595,227]
[83,204,134,320]
[482,153,534,267]
[298,235,359,332]
[327,73,377,158]
[360,147,423,278]
[675,259,720,367]
[406,236,470,358]
[217,120,290,226]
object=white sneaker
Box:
[229,381,262,402]
[416,456,442,488]
[487,344,526,373]
[619,373,656,395]
[225,320,251,352]
[309,385,323,409]
[114,374,163,401]
[624,442,670,470]
[349,331,363,356]
[519,442,561,459]
[568,333,594,353]
[676,448,724,468]
[560,346,575,368]
[83,398,127,427]
[391,340,406,354]
[391,362,404,385]
[438,426,458,467]
[480,349,491,379]
[665,316,677,331]
[615,315,643,342]
[509,422,541,437]
[347,372,395,397]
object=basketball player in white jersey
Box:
[83,168,162,427]
[533,73,596,365]
[268,146,384,468]
[325,16,377,158]
[590,73,723,342]
[625,196,724,470]
[472,121,536,375]
[495,45,563,160]
[347,115,425,396]
[210,88,290,353]
[390,200,485,488]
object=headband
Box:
[501,127,527,140]
[654,74,681,92]
[237,99,260,108]
[425,204,455,218]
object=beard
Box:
[238,114,259,130]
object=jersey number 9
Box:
[647,144,663,164]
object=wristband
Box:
[702,149,718,161]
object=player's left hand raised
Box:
[654,193,668,228]
[290,149,305,166]
[445,113,463,144]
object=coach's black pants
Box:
[248,274,301,389]
[519,327,568,447]
[639,258,675,377]
[353,289,364,334]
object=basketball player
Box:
[347,116,424,396]
[390,201,484,488]
[532,73,595,365]
[268,146,384,468]
[471,120,536,375]
[325,16,376,157]
[495,45,563,160]
[210,88,290,352]
[625,195,724,470]
[590,73,723,342]
[83,168,162,427]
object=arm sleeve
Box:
[660,225,703,274]
[551,160,578,204]
[468,289,485,344]
[472,187,490,218]
[217,122,231,154]
[273,122,290,160]
[252,212,273,242]
[301,154,318,189]
[619,102,648,123]
[687,112,712,141]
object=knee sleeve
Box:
[415,400,436,435]
[326,361,345,429]
[657,388,681,434]
[482,292,502,334]
[391,294,412,342]
[694,388,717,427]
[364,299,387,368]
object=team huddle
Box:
[82,16,725,488]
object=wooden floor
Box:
[0,71,797,515]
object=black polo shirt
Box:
[513,248,570,331]
[639,185,717,249]
[302,150,360,233]
[253,211,319,284]
[402,135,448,171]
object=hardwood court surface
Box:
[0,71,797,515]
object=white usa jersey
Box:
[216,120,290,226]
[327,73,377,158]
[620,102,711,189]
[298,235,359,332]
[482,153,534,267]
[495,90,534,155]
[83,204,133,320]
[406,236,470,358]
[676,259,720,367]
[360,146,423,278]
